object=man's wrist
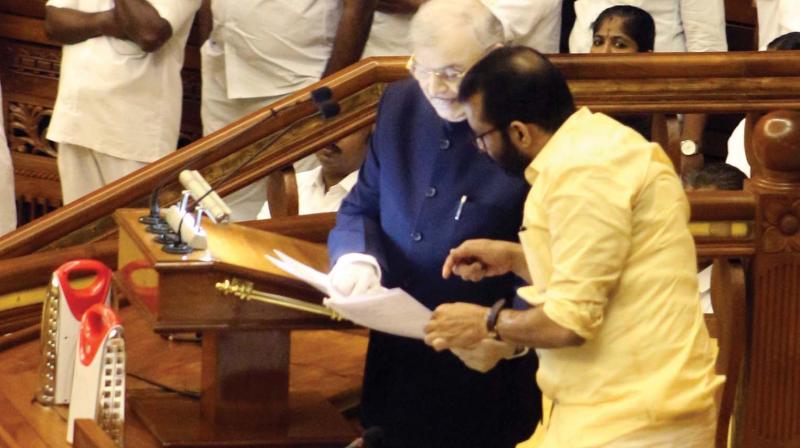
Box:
[485,299,506,340]
[96,10,122,38]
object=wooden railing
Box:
[1,52,799,259]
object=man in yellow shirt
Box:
[424,46,722,447]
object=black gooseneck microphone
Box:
[187,94,340,220]
[140,86,336,229]
[158,90,341,253]
[188,93,341,222]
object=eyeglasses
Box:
[471,127,500,151]
[406,55,467,85]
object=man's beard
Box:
[495,131,532,177]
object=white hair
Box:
[410,0,505,52]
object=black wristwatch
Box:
[485,298,506,340]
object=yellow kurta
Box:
[517,108,722,447]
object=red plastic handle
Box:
[55,259,112,321]
[78,303,121,366]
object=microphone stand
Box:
[139,86,335,237]
[187,98,341,227]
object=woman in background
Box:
[590,5,655,139]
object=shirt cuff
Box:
[542,298,604,340]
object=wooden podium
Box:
[113,209,356,447]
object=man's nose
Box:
[424,75,451,96]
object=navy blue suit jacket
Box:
[328,79,541,448]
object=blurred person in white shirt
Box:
[0,80,15,236]
[362,0,562,58]
[257,125,371,219]
[726,32,800,177]
[45,0,201,204]
[756,0,800,50]
[200,0,375,221]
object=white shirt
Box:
[362,12,414,57]
[569,0,727,53]
[257,167,358,219]
[481,0,563,53]
[363,0,563,58]
[46,0,200,163]
[0,81,16,236]
[756,0,800,49]
[205,0,342,99]
[726,118,750,177]
[698,265,713,314]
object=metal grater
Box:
[36,260,113,406]
[35,277,61,405]
[66,303,124,445]
[96,328,125,447]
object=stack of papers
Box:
[266,250,432,339]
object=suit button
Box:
[425,187,437,198]
[411,232,423,241]
[439,139,451,150]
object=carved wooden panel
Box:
[743,255,800,446]
[1,40,60,80]
[8,99,54,157]
[12,152,60,223]
[0,8,203,226]
[760,196,800,253]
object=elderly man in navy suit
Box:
[327,1,541,446]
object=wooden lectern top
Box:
[114,208,328,275]
[114,209,340,332]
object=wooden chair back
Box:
[265,165,299,219]
[707,258,747,447]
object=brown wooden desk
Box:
[0,305,366,448]
[113,209,360,447]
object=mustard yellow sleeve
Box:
[538,162,633,340]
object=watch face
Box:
[681,140,698,156]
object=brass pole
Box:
[215,278,342,320]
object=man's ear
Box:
[507,121,532,147]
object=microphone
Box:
[140,85,334,228]
[183,93,341,226]
[270,86,333,116]
[178,170,231,223]
[318,100,341,120]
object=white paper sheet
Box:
[324,289,432,339]
[265,250,432,339]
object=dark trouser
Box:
[360,332,541,448]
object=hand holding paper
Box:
[265,250,431,339]
[329,253,383,297]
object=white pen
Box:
[454,195,468,221]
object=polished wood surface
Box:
[709,259,747,448]
[244,213,337,246]
[115,208,335,330]
[114,209,359,446]
[740,111,800,448]
[12,152,62,225]
[266,166,299,219]
[73,420,116,448]
[0,305,366,447]
[0,239,117,297]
